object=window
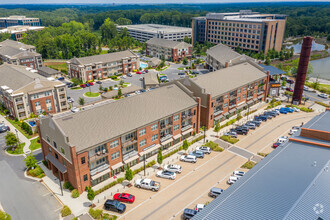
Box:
[238,89,241,94]
[33,94,39,99]
[63,159,66,166]
[35,101,40,107]
[139,139,146,147]
[139,129,146,137]
[243,94,246,99]
[46,136,50,143]
[151,134,158,142]
[81,157,85,164]
[237,97,241,102]
[174,125,180,131]
[53,141,57,148]
[210,115,213,120]
[55,153,58,159]
[151,124,158,131]
[194,110,196,115]
[83,174,88,182]
[243,87,247,91]
[61,148,65,155]
[111,151,120,160]
[174,115,179,121]
[46,99,51,104]
[211,102,214,107]
[44,91,50,96]
[110,140,119,149]
[47,106,52,111]
[225,95,228,99]
[49,147,52,153]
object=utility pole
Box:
[144,154,146,176]
[58,178,63,196]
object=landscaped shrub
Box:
[42,160,48,168]
[204,141,224,152]
[28,166,45,178]
[244,109,258,116]
[71,189,79,198]
[63,181,74,191]
[132,160,156,175]
[116,177,124,184]
[241,161,256,169]
[89,208,103,219]
[61,206,72,217]
[95,180,117,195]
[315,101,330,108]
[220,135,239,144]
[220,118,237,129]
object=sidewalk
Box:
[0,114,31,154]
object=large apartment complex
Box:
[0,64,68,120]
[0,16,41,28]
[192,10,287,53]
[0,39,43,69]
[67,50,140,83]
[179,61,268,129]
[117,24,192,42]
[39,84,200,192]
[146,38,193,61]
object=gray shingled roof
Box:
[12,50,40,59]
[190,61,266,97]
[52,84,197,152]
[206,43,242,65]
[38,66,61,76]
[68,50,137,66]
[101,84,142,99]
[143,71,159,86]
[193,111,330,220]
[146,38,191,49]
[0,39,35,50]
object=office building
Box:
[192,10,287,53]
[0,25,44,41]
[117,24,192,42]
[0,16,41,28]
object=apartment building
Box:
[206,43,255,71]
[179,61,268,129]
[39,84,200,192]
[0,16,41,28]
[0,25,44,41]
[117,24,192,42]
[192,10,287,54]
[67,50,140,83]
[146,38,193,61]
[0,64,68,120]
[0,39,43,69]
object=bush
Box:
[28,166,45,178]
[244,109,258,116]
[61,206,72,217]
[132,160,156,175]
[315,101,330,108]
[95,180,117,195]
[89,208,103,219]
[71,189,79,198]
[257,152,269,157]
[220,118,237,129]
[220,135,239,144]
[63,181,74,191]
[204,141,224,152]
[42,160,48,168]
[241,161,256,169]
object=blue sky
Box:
[0,0,328,4]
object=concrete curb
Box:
[24,169,42,182]
[41,180,65,207]
[3,147,26,157]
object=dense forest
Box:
[0,2,329,59]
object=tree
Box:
[312,77,320,90]
[24,154,37,170]
[5,132,18,147]
[182,139,189,153]
[183,36,191,44]
[182,57,188,65]
[125,165,133,183]
[281,80,287,87]
[117,88,122,97]
[78,97,85,106]
[265,57,271,65]
[157,149,163,167]
[214,122,220,136]
[236,111,242,122]
[99,85,103,91]
[116,18,132,25]
[86,186,95,204]
[100,18,118,43]
[0,210,11,220]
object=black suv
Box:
[235,127,248,135]
[104,200,126,213]
[183,208,198,220]
[255,115,268,121]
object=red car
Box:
[136,71,142,74]
[113,193,135,203]
[80,84,86,88]
[286,87,293,92]
[273,142,281,148]
[89,82,94,86]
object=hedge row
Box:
[203,141,224,152]
[285,104,314,112]
[132,160,156,175]
[244,109,258,116]
[220,135,239,144]
[220,118,237,129]
[315,101,330,108]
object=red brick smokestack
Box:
[292,36,313,104]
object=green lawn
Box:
[84,92,100,97]
[70,87,82,90]
[5,118,33,139]
[29,138,41,151]
[177,67,184,70]
[46,63,67,72]
[6,143,26,155]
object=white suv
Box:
[180,155,197,163]
[233,170,245,177]
[227,176,239,185]
[278,136,288,143]
[164,164,182,173]
[196,146,211,154]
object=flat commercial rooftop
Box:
[117,24,192,33]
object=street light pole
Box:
[15,129,20,148]
[143,154,146,176]
[58,178,63,196]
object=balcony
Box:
[160,134,173,143]
[247,96,253,100]
[89,151,109,163]
[160,122,172,130]
[214,109,223,116]
[181,113,193,121]
[122,138,137,148]
[229,104,236,109]
[16,100,23,104]
[123,150,138,161]
[17,108,25,113]
[90,163,109,176]
[181,124,192,132]
[58,90,66,95]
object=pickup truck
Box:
[135,179,160,192]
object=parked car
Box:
[255,115,267,121]
[127,73,132,77]
[262,114,273,119]
[283,107,293,113]
[281,86,287,90]
[96,81,102,84]
[183,208,198,220]
[278,136,288,143]
[144,69,148,73]
[190,150,205,158]
[104,200,126,213]
[208,187,224,198]
[245,122,256,130]
[68,97,74,103]
[318,93,328,99]
[135,179,160,192]
[164,164,182,173]
[234,127,248,135]
[196,146,211,154]
[233,170,245,177]
[195,204,205,212]
[136,71,142,74]
[121,75,127,79]
[286,79,294,84]
[281,76,287,81]
[289,128,299,135]
[85,83,90,87]
[279,108,288,114]
[113,193,135,203]
[68,84,74,88]
[135,90,141,95]
[224,131,238,138]
[238,125,250,131]
[273,142,281,149]
[227,176,239,185]
[286,87,293,92]
[303,86,309,91]
[178,72,185,76]
[140,89,146,93]
[139,77,144,81]
[89,82,94,86]
[57,77,64,80]
[80,84,86,88]
[292,107,300,112]
[0,125,10,133]
[250,120,261,127]
[71,107,79,113]
[156,170,176,180]
[180,155,197,163]
[264,111,277,117]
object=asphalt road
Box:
[303,90,329,103]
[0,133,61,220]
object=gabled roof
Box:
[68,50,138,66]
[146,38,192,49]
[49,84,197,152]
[0,39,35,50]
[207,44,247,65]
[143,70,159,86]
[38,66,61,75]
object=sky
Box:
[0,0,328,4]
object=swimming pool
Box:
[140,63,147,69]
[28,121,36,127]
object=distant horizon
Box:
[0,0,329,5]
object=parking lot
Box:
[95,109,318,219]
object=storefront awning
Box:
[124,155,139,164]
[173,134,182,140]
[229,109,236,114]
[91,168,110,180]
[46,153,67,173]
[139,144,161,156]
[111,162,123,170]
[214,115,222,121]
[161,138,173,146]
[182,128,193,136]
[223,112,229,116]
